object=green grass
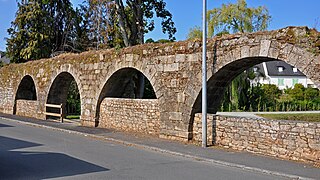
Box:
[65,115,80,119]
[257,113,320,122]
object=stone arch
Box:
[191,57,275,115]
[95,66,158,126]
[13,75,38,114]
[188,38,320,140]
[47,64,83,100]
[46,71,82,119]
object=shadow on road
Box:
[0,136,109,180]
[0,123,13,128]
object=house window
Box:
[278,66,284,72]
[293,67,298,73]
[292,79,299,86]
[278,78,284,86]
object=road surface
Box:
[0,118,290,180]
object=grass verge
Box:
[257,113,320,122]
[65,115,80,119]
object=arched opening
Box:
[189,57,319,141]
[192,57,273,115]
[46,72,81,122]
[14,75,37,115]
[98,68,156,100]
[96,68,158,134]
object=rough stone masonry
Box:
[0,26,319,143]
[193,113,320,164]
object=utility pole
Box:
[202,0,207,148]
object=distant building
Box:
[252,61,315,90]
[0,51,10,65]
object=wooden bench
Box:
[44,103,64,123]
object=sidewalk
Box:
[0,113,319,180]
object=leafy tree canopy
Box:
[187,26,202,40]
[114,0,176,47]
[6,0,79,63]
[207,0,271,36]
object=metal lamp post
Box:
[202,0,207,148]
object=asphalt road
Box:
[0,119,290,180]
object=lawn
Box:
[65,115,80,119]
[256,113,320,122]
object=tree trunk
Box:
[136,72,145,98]
[115,0,130,46]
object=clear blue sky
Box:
[0,0,319,51]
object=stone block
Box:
[175,54,186,62]
[163,63,179,72]
[259,40,271,57]
[241,46,250,58]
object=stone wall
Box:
[0,26,319,141]
[0,89,14,114]
[99,98,160,135]
[193,113,320,164]
[16,100,39,118]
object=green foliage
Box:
[207,0,271,36]
[0,61,3,68]
[187,26,202,40]
[7,1,50,62]
[156,39,173,43]
[258,113,320,122]
[7,0,177,60]
[286,84,305,101]
[220,71,252,111]
[145,38,155,43]
[145,38,173,43]
[79,0,123,50]
[143,79,156,99]
[304,88,320,101]
[212,0,271,112]
[262,84,282,100]
[66,80,80,115]
[6,0,80,62]
[115,0,176,47]
[66,115,80,119]
[221,83,320,112]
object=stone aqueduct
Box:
[0,26,320,141]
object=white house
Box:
[252,61,315,90]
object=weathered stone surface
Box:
[99,98,160,135]
[194,113,320,164]
[0,26,319,143]
[16,100,40,119]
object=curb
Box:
[1,117,314,180]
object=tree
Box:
[187,26,202,40]
[66,80,81,116]
[305,87,320,101]
[209,0,271,111]
[79,0,123,50]
[6,0,80,62]
[287,84,305,101]
[262,84,281,100]
[207,0,270,36]
[113,0,176,98]
[6,1,51,62]
[114,0,176,47]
